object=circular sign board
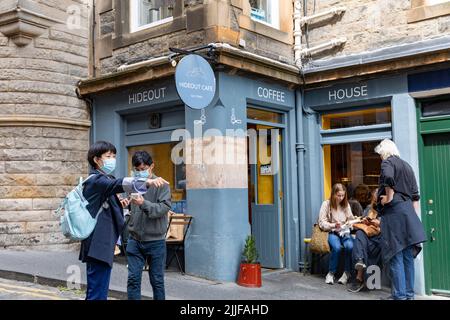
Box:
[175,55,216,110]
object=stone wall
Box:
[0,0,90,250]
[95,0,294,75]
[303,0,450,61]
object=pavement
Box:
[0,248,448,300]
[0,277,86,300]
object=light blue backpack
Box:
[55,174,107,241]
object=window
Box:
[408,0,450,22]
[130,0,174,33]
[323,141,381,203]
[421,0,448,5]
[247,107,283,124]
[321,106,393,202]
[249,0,279,28]
[422,99,450,117]
[128,142,186,202]
[322,106,391,130]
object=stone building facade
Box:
[0,0,91,250]
[300,0,450,83]
[298,0,450,296]
[78,0,301,282]
[94,0,294,76]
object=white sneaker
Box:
[325,272,334,284]
[338,272,349,285]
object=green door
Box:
[421,132,450,294]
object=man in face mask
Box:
[126,151,172,300]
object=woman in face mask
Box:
[80,141,168,300]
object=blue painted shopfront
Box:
[89,72,299,282]
[299,74,425,295]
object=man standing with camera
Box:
[126,151,172,300]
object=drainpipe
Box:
[91,0,96,78]
[295,90,307,271]
[293,1,302,69]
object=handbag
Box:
[310,204,331,254]
[310,224,330,254]
[353,222,380,237]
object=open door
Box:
[248,125,284,269]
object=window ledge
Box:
[407,2,450,23]
[239,15,291,44]
[130,16,174,34]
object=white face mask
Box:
[101,158,116,174]
[133,169,149,179]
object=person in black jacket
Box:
[80,141,168,300]
[374,139,426,300]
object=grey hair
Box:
[374,139,400,160]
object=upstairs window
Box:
[421,0,448,5]
[408,0,450,22]
[249,0,279,29]
[130,0,174,32]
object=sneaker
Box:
[325,272,335,284]
[347,279,365,293]
[355,259,367,271]
[338,272,349,285]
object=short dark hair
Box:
[87,141,117,169]
[132,151,153,168]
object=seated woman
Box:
[319,183,355,285]
[348,188,382,293]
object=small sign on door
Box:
[260,164,272,175]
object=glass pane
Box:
[138,0,173,27]
[322,106,391,130]
[250,0,271,24]
[422,99,450,117]
[128,143,186,206]
[257,129,274,205]
[247,107,283,124]
[323,141,381,215]
[424,0,448,6]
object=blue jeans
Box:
[126,238,166,300]
[389,246,415,300]
[86,259,112,300]
[328,233,354,273]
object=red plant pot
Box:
[237,263,262,288]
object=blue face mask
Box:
[134,169,149,179]
[101,158,116,174]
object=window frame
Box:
[112,0,185,50]
[129,0,175,33]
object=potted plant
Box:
[237,235,262,288]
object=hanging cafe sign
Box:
[175,54,216,110]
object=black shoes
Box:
[347,279,365,293]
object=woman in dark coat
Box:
[374,139,427,300]
[80,141,168,300]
